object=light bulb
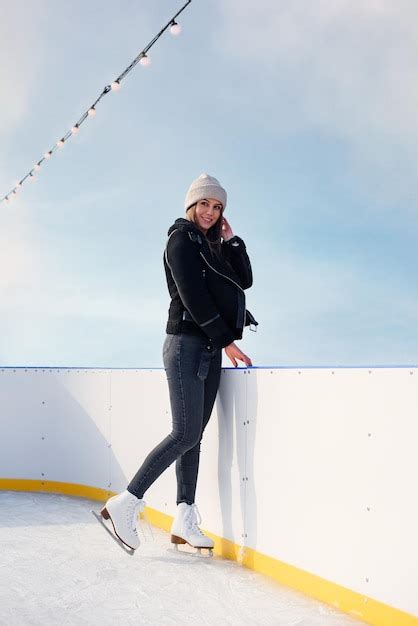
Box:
[71,125,80,134]
[44,151,52,159]
[29,173,36,181]
[88,107,96,116]
[140,55,151,67]
[34,163,41,171]
[170,22,181,36]
[111,81,121,91]
[16,181,22,187]
[57,139,64,148]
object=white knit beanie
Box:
[184,173,227,211]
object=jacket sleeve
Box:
[222,235,253,289]
[166,230,236,349]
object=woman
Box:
[100,173,256,553]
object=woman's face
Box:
[194,198,223,234]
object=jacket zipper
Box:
[199,251,246,333]
[199,251,245,293]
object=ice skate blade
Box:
[91,510,135,556]
[169,536,213,558]
[167,545,213,558]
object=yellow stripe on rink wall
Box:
[0,478,113,502]
[1,479,417,626]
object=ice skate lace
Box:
[128,499,154,542]
[184,503,205,536]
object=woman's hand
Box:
[224,342,252,367]
[221,216,234,241]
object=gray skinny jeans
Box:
[127,333,222,505]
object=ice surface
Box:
[0,491,367,626]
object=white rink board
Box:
[109,369,177,512]
[0,368,111,489]
[197,369,248,548]
[0,365,417,617]
[245,367,418,617]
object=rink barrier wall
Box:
[0,366,417,626]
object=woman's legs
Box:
[175,346,222,505]
[126,334,221,501]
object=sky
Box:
[1,0,417,368]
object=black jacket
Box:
[163,217,257,349]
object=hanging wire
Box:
[1,0,192,205]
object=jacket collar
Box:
[167,217,204,237]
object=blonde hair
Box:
[186,203,225,261]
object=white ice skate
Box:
[92,489,149,555]
[170,502,214,557]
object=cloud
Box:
[0,1,48,137]
[217,0,418,202]
[250,239,418,364]
[0,201,42,297]
[219,1,418,135]
[0,229,165,325]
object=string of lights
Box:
[1,0,192,205]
